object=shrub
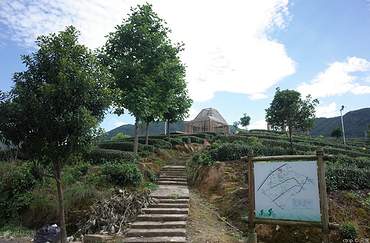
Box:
[102,162,143,187]
[192,152,215,166]
[326,165,370,191]
[140,139,171,149]
[63,162,90,184]
[209,143,252,161]
[189,136,204,144]
[98,142,154,152]
[181,136,191,144]
[0,162,38,225]
[328,155,370,169]
[339,222,358,240]
[166,137,184,146]
[86,148,138,164]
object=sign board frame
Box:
[242,150,330,243]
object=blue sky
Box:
[1,0,370,131]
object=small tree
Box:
[163,91,192,137]
[239,114,251,129]
[0,27,111,242]
[331,127,342,139]
[111,132,127,142]
[265,88,319,152]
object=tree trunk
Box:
[166,120,170,139]
[54,160,67,243]
[145,121,149,145]
[288,126,293,154]
[133,117,139,154]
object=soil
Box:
[187,189,244,243]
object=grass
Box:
[0,225,34,239]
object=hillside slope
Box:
[310,108,370,138]
[106,108,370,138]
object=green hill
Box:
[106,121,185,138]
[310,108,370,138]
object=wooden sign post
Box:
[243,150,333,243]
[247,154,257,243]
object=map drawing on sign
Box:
[257,163,313,209]
[254,161,321,222]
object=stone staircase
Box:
[124,165,189,243]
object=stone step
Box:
[157,180,188,186]
[130,221,186,229]
[156,198,189,203]
[126,228,186,238]
[152,195,189,200]
[160,171,186,174]
[162,166,185,169]
[158,179,187,183]
[158,177,187,181]
[124,236,186,243]
[157,181,188,186]
[160,173,186,176]
[136,214,188,222]
[143,208,189,214]
[151,203,188,208]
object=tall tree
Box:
[239,113,251,129]
[265,88,319,151]
[0,27,111,242]
[103,4,186,151]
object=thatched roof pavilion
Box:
[185,108,229,134]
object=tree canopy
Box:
[0,26,111,242]
[103,3,191,148]
[265,88,319,150]
[239,113,251,128]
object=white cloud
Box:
[113,121,126,128]
[0,0,295,101]
[316,102,338,118]
[297,57,370,98]
[249,119,267,129]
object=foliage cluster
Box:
[339,222,359,240]
[98,142,154,152]
[102,161,143,187]
[86,148,138,164]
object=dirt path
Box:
[187,189,244,243]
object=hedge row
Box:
[122,138,172,149]
[326,165,370,191]
[102,161,143,186]
[98,142,155,152]
[244,133,369,154]
[328,155,370,169]
[208,142,296,161]
[87,148,138,164]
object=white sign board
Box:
[254,161,321,222]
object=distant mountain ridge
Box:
[310,108,370,138]
[106,121,185,138]
[106,108,370,138]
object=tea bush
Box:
[0,162,38,225]
[209,143,252,161]
[102,162,143,187]
[192,152,215,166]
[87,148,138,164]
[326,165,370,191]
[339,222,358,240]
[98,142,154,152]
